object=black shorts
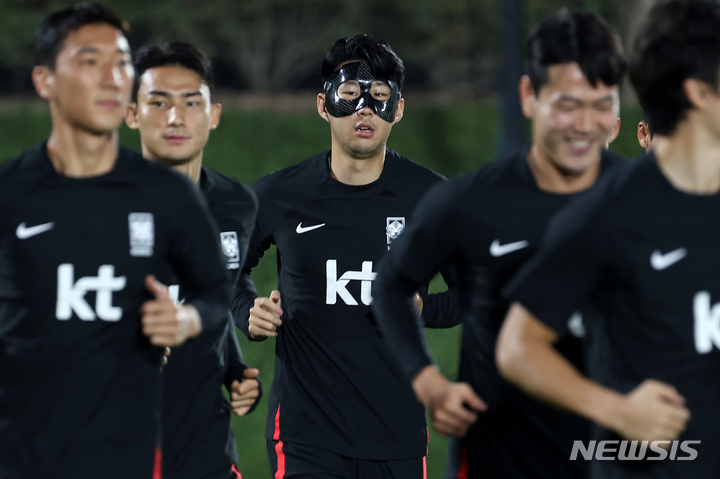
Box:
[267,439,426,479]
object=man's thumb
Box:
[145,275,170,301]
[243,368,260,379]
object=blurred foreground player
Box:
[373,10,625,479]
[498,1,720,477]
[234,34,462,478]
[0,5,231,479]
[127,41,260,479]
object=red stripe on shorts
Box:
[273,403,286,479]
[456,442,469,479]
[153,447,162,479]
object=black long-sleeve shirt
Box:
[232,149,459,460]
[162,165,260,479]
[506,152,720,479]
[373,148,624,478]
[0,142,230,479]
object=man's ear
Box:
[32,65,55,100]
[210,103,222,130]
[125,102,139,130]
[683,77,714,109]
[607,117,621,145]
[317,93,330,123]
[519,75,536,119]
[637,121,651,150]
[392,98,405,124]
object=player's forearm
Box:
[496,307,626,431]
[372,274,434,381]
[422,286,462,329]
[187,279,232,332]
[231,274,259,339]
[224,319,249,388]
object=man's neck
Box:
[46,120,118,178]
[329,145,386,186]
[143,149,204,185]
[169,154,203,185]
[653,120,720,195]
[526,143,602,194]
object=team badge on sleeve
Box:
[220,231,240,269]
[386,217,405,249]
[128,213,154,257]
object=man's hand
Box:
[141,275,202,347]
[248,290,283,340]
[412,365,487,437]
[610,379,690,446]
[230,368,261,416]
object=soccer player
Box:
[126,41,260,479]
[0,4,231,479]
[372,10,626,479]
[497,1,720,477]
[233,34,461,478]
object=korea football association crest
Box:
[221,231,240,269]
[128,213,154,257]
[386,217,405,250]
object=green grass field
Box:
[0,101,645,478]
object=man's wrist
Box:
[581,382,627,432]
[180,304,202,339]
[412,364,447,405]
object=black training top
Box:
[373,148,624,478]
[233,149,459,460]
[0,142,231,479]
[162,165,259,479]
[506,152,720,478]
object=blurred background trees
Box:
[0,0,651,96]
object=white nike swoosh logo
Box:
[650,248,687,270]
[16,222,55,240]
[296,222,326,234]
[490,239,529,257]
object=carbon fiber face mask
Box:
[323,61,401,123]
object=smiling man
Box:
[126,41,260,479]
[497,1,720,477]
[233,34,461,479]
[0,6,231,479]
[372,10,626,479]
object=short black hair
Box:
[132,42,215,103]
[321,34,405,91]
[34,3,129,70]
[630,0,720,136]
[526,9,626,94]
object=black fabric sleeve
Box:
[421,285,462,329]
[169,179,232,333]
[223,184,259,376]
[223,316,263,414]
[373,181,463,381]
[232,175,276,339]
[503,185,611,333]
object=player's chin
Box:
[83,116,125,135]
[348,141,384,159]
